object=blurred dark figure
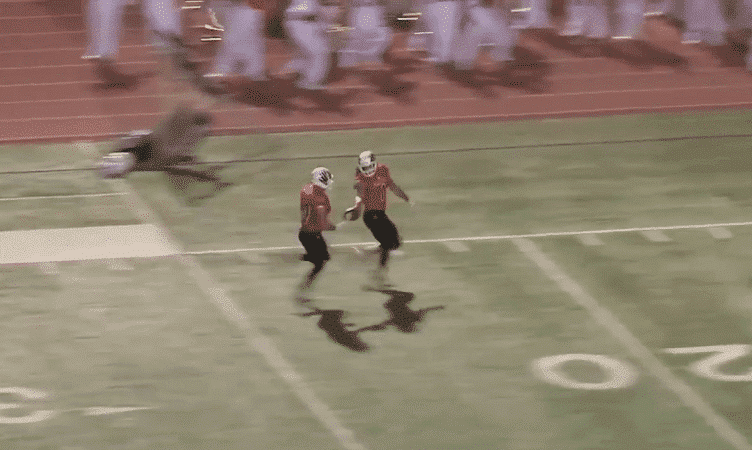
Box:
[97,104,231,197]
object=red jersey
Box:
[300,182,331,232]
[355,163,392,211]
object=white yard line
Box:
[512,237,752,450]
[185,220,752,255]
[105,178,367,450]
[0,193,125,202]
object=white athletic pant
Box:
[453,6,516,70]
[527,0,551,28]
[283,18,331,90]
[85,0,181,59]
[338,6,393,67]
[613,0,645,38]
[561,0,610,39]
[672,0,728,44]
[210,2,267,80]
[422,0,462,63]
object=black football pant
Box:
[298,230,331,265]
[363,210,401,251]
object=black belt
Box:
[302,14,316,21]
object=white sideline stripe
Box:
[184,220,752,255]
[0,224,179,264]
[0,193,125,202]
[577,233,604,246]
[708,227,733,239]
[641,229,672,242]
[442,241,470,252]
[107,179,367,450]
[512,238,752,450]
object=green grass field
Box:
[2,110,752,449]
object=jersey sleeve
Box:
[381,164,392,183]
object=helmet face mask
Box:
[312,167,334,190]
[358,151,376,176]
[98,151,136,178]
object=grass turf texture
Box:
[2,109,752,448]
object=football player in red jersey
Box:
[345,151,413,289]
[297,167,338,306]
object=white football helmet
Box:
[98,151,136,178]
[358,151,377,176]
[312,167,334,190]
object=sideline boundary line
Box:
[184,220,752,255]
[0,192,125,202]
[100,177,367,450]
[513,237,752,450]
[5,131,752,173]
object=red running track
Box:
[1,0,751,143]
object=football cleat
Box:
[312,167,334,190]
[358,151,377,176]
[97,151,136,178]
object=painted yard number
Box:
[533,344,752,390]
[0,387,155,424]
[0,388,55,424]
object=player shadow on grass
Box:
[164,163,233,205]
[298,289,445,352]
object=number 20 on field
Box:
[532,344,752,390]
